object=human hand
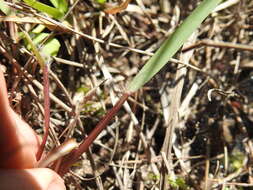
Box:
[0,68,66,190]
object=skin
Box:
[0,68,66,190]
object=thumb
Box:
[0,68,40,169]
[0,168,66,190]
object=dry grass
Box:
[1,0,253,189]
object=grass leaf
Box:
[0,0,11,15]
[23,0,64,19]
[42,38,60,57]
[25,32,60,60]
[49,0,68,13]
[127,0,222,92]
[21,30,45,68]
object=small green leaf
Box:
[32,24,46,34]
[147,172,159,181]
[0,0,11,15]
[22,32,60,65]
[168,177,189,190]
[31,33,49,46]
[23,0,64,19]
[42,38,60,57]
[96,0,107,4]
[175,177,188,189]
[230,150,244,171]
[21,30,45,68]
[49,0,68,13]
[77,86,91,94]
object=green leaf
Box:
[175,177,188,189]
[42,38,60,57]
[127,0,222,92]
[96,0,107,4]
[49,0,68,13]
[30,32,60,57]
[22,30,45,68]
[77,86,91,94]
[0,0,11,15]
[23,0,64,19]
[230,149,244,171]
[32,24,46,34]
[31,32,49,46]
[168,177,189,189]
[22,32,60,66]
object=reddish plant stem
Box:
[36,65,50,160]
[58,92,131,175]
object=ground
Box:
[0,0,253,189]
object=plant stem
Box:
[58,92,131,175]
[36,64,50,160]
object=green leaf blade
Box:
[23,0,64,19]
[50,0,68,13]
[0,0,11,15]
[127,0,222,92]
[42,38,60,57]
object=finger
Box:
[0,168,66,190]
[0,68,40,169]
